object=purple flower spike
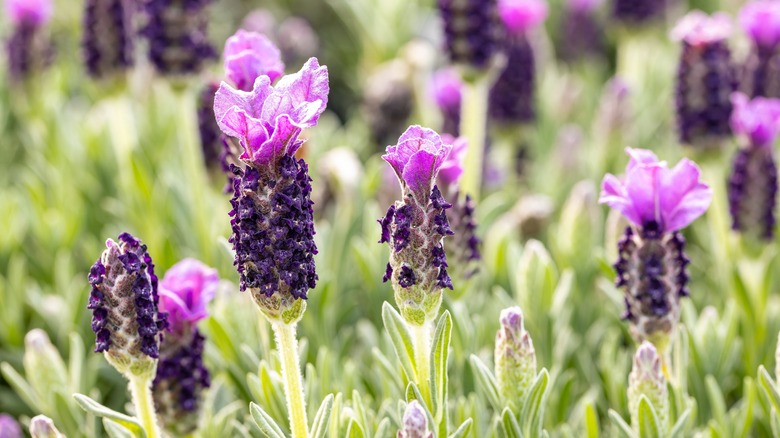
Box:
[731,92,780,148]
[214,57,328,167]
[159,258,218,333]
[224,29,285,91]
[82,0,134,78]
[438,0,502,69]
[382,125,453,205]
[740,2,780,50]
[430,68,462,136]
[498,0,548,36]
[600,148,712,234]
[5,0,52,26]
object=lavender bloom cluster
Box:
[141,0,216,75]
[673,12,737,147]
[438,0,502,69]
[612,0,665,24]
[600,149,712,348]
[82,0,134,78]
[214,57,328,323]
[87,233,168,367]
[728,93,780,240]
[5,0,52,81]
[739,1,780,98]
[379,126,455,325]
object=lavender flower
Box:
[489,0,547,124]
[379,126,455,325]
[728,93,780,240]
[158,258,218,333]
[0,414,21,438]
[672,11,737,147]
[5,0,52,81]
[223,30,284,92]
[628,342,669,432]
[494,306,536,410]
[558,0,605,63]
[82,0,134,78]
[87,233,168,375]
[398,401,432,438]
[430,67,462,136]
[740,1,780,98]
[438,0,502,69]
[600,149,712,349]
[141,0,216,76]
[612,0,665,25]
[214,58,327,324]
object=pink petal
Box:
[661,159,712,231]
[624,162,663,226]
[224,30,285,91]
[599,174,641,226]
[252,114,302,165]
[262,58,329,125]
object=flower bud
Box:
[398,401,432,438]
[29,415,64,438]
[88,233,168,377]
[495,306,536,410]
[429,67,462,136]
[628,342,669,432]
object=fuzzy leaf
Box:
[520,369,549,438]
[310,394,335,438]
[469,355,501,411]
[448,418,473,438]
[382,302,417,382]
[500,407,523,438]
[759,366,780,414]
[607,410,634,438]
[669,409,691,438]
[431,310,452,437]
[72,394,145,437]
[249,402,285,438]
[637,396,662,438]
[346,418,365,438]
[103,419,138,438]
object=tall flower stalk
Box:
[599,149,712,355]
[87,233,168,437]
[214,56,328,438]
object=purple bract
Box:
[224,29,285,91]
[159,258,218,333]
[671,11,732,46]
[740,1,780,49]
[730,92,780,148]
[498,0,548,35]
[5,0,52,26]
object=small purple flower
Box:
[214,57,328,167]
[87,233,168,368]
[600,150,710,346]
[731,92,780,148]
[430,68,462,136]
[498,0,548,36]
[600,148,712,234]
[159,258,218,333]
[0,414,21,438]
[5,0,52,26]
[740,2,780,50]
[224,29,284,91]
[438,0,502,69]
[383,125,453,205]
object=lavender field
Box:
[1,0,778,436]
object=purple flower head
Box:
[740,1,780,49]
[159,258,218,333]
[671,11,732,46]
[600,148,712,233]
[382,125,453,204]
[438,0,502,69]
[730,92,780,148]
[438,134,467,188]
[5,0,52,26]
[0,414,20,438]
[498,0,548,35]
[430,67,462,112]
[214,57,329,167]
[224,29,285,91]
[568,0,602,12]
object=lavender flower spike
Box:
[224,29,285,91]
[82,0,134,78]
[740,1,780,98]
[87,233,168,376]
[214,57,327,324]
[600,149,711,349]
[728,93,780,240]
[6,0,52,26]
[672,11,737,147]
[380,126,454,325]
[438,0,502,70]
[495,306,536,410]
[153,259,215,435]
[5,0,52,81]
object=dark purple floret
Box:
[438,0,502,69]
[398,266,417,288]
[82,0,134,78]
[198,82,222,168]
[445,193,481,277]
[675,40,737,146]
[383,263,393,283]
[378,205,396,244]
[742,45,780,99]
[728,147,778,240]
[612,0,666,24]
[140,0,216,75]
[229,154,317,300]
[153,329,210,435]
[87,233,167,359]
[489,34,536,124]
[558,6,605,63]
[392,204,414,252]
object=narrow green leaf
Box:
[758,366,780,414]
[382,302,417,382]
[520,369,549,438]
[72,394,145,437]
[771,409,780,438]
[738,378,755,438]
[431,311,452,437]
[346,418,365,438]
[637,396,662,438]
[669,409,691,438]
[103,419,138,438]
[1,362,42,410]
[607,410,634,438]
[310,394,335,438]
[448,418,473,438]
[500,407,523,438]
[249,402,285,438]
[469,355,501,411]
[705,375,727,422]
[584,402,599,438]
[374,418,391,438]
[68,333,84,394]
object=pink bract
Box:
[498,0,548,35]
[5,0,52,26]
[739,1,780,48]
[383,126,453,203]
[224,29,285,91]
[438,134,467,187]
[731,92,780,148]
[671,11,732,46]
[159,258,219,332]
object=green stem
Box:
[459,75,490,201]
[411,322,433,406]
[128,374,161,438]
[273,322,309,438]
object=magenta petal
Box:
[214,79,273,135]
[625,148,659,172]
[624,163,663,226]
[398,125,445,151]
[159,258,218,330]
[262,58,329,125]
[599,174,641,226]
[660,159,712,231]
[252,114,302,164]
[438,135,467,186]
[402,149,438,198]
[224,30,285,91]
